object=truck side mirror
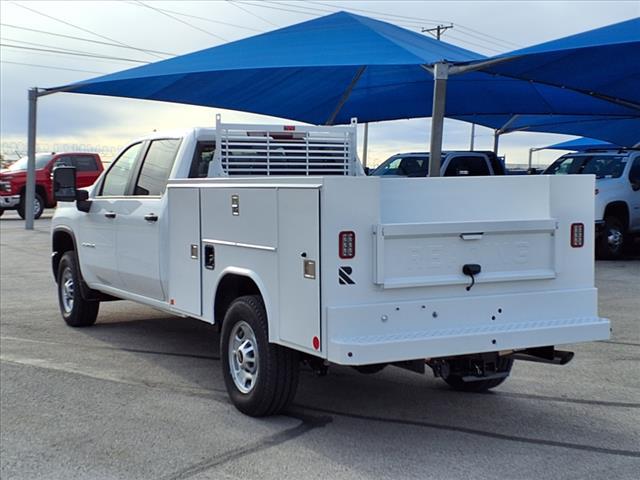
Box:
[53,166,77,202]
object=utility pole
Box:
[422,23,454,41]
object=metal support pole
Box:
[429,62,449,178]
[469,123,476,151]
[25,88,38,230]
[528,148,534,170]
[362,122,369,168]
[493,130,500,155]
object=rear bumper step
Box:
[512,347,574,365]
[327,316,609,365]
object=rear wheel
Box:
[442,355,513,393]
[221,295,299,416]
[597,216,626,259]
[17,192,44,220]
[57,251,99,327]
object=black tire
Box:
[597,216,626,260]
[443,356,513,393]
[17,192,44,220]
[354,363,387,374]
[221,295,299,417]
[57,251,99,327]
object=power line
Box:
[308,1,520,48]
[122,1,264,33]
[9,0,165,60]
[0,43,149,64]
[132,1,229,42]
[227,1,279,27]
[0,23,176,56]
[238,1,504,53]
[1,60,108,75]
[2,36,132,58]
[261,1,517,51]
[308,0,447,25]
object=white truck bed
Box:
[166,174,609,366]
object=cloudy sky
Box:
[1,0,638,165]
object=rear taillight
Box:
[570,223,584,248]
[339,231,355,259]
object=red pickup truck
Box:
[0,152,103,219]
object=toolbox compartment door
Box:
[374,218,557,289]
[277,188,321,352]
[168,187,202,316]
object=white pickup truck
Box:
[51,117,610,416]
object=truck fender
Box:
[212,267,277,340]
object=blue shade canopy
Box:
[543,137,617,151]
[452,114,640,147]
[50,11,638,126]
[479,18,640,108]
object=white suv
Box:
[544,149,640,259]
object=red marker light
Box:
[312,336,320,350]
[570,223,584,248]
[284,125,295,131]
[339,231,355,259]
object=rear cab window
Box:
[444,155,491,176]
[134,139,182,196]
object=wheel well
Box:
[52,230,75,278]
[604,202,629,229]
[19,184,47,199]
[214,274,260,325]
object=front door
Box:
[78,142,143,289]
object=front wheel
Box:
[17,192,44,220]
[57,251,99,327]
[221,295,299,416]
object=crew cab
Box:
[0,152,103,219]
[50,117,609,417]
[370,151,505,177]
[543,149,640,258]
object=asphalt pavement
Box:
[1,218,639,480]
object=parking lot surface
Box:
[1,218,639,480]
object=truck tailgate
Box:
[374,218,557,288]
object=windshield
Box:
[8,154,54,171]
[545,154,627,179]
[371,155,429,177]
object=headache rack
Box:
[213,114,360,176]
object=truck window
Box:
[72,155,99,171]
[190,142,216,178]
[134,139,181,196]
[54,157,74,168]
[444,156,490,176]
[100,143,142,196]
[371,156,428,176]
[629,157,640,184]
[545,156,584,175]
[580,155,626,179]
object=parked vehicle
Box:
[369,151,506,177]
[0,152,103,219]
[543,149,640,259]
[50,117,609,417]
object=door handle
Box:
[144,213,158,222]
[104,211,116,219]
